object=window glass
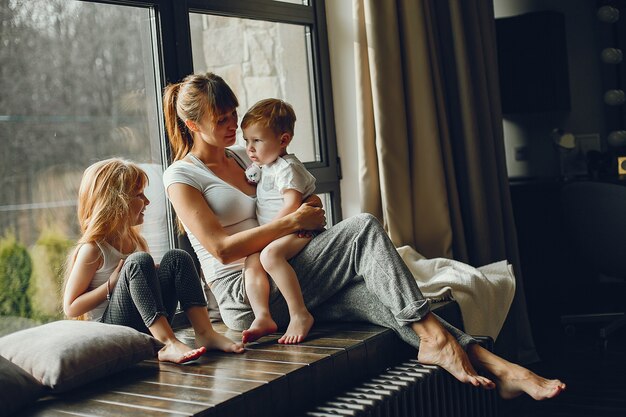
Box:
[0,0,166,333]
[189,13,320,163]
[317,193,334,226]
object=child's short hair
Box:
[241,98,296,136]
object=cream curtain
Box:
[354,0,538,363]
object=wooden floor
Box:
[20,321,413,417]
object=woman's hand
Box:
[293,201,326,231]
[304,194,323,208]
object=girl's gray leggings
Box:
[211,213,475,349]
[101,249,206,333]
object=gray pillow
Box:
[0,355,45,416]
[0,320,160,393]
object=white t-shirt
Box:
[255,154,316,225]
[162,146,257,282]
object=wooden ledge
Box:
[21,322,410,417]
[21,301,463,417]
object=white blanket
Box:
[397,246,516,340]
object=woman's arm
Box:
[63,244,121,317]
[167,183,325,264]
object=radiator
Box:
[300,338,499,417]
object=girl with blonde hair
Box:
[63,158,243,364]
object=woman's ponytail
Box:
[163,83,193,162]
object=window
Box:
[0,0,339,333]
[0,0,166,332]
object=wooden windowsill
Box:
[21,301,467,417]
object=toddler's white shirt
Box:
[256,154,316,225]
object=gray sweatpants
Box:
[210,213,475,349]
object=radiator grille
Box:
[300,338,498,417]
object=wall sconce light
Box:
[601,47,623,64]
[598,5,620,23]
[552,129,576,149]
[604,89,626,105]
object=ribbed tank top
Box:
[85,241,135,321]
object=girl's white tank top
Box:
[85,241,135,321]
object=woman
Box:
[162,72,565,400]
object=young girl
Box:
[63,158,244,364]
[240,98,317,345]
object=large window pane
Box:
[189,13,320,163]
[0,0,167,332]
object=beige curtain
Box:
[354,0,538,363]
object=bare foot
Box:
[413,315,494,389]
[157,340,207,364]
[494,363,566,400]
[241,315,278,344]
[277,311,314,344]
[196,329,244,353]
[467,343,566,400]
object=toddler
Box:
[241,99,317,344]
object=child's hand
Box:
[108,259,124,288]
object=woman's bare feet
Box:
[278,311,314,344]
[467,344,566,400]
[157,340,207,364]
[496,366,565,400]
[241,315,278,343]
[196,329,245,353]
[413,314,495,389]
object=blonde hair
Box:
[163,72,239,162]
[241,98,296,137]
[63,158,149,315]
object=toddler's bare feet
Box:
[241,316,278,344]
[157,340,206,364]
[278,311,314,344]
[494,364,566,400]
[196,329,244,353]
